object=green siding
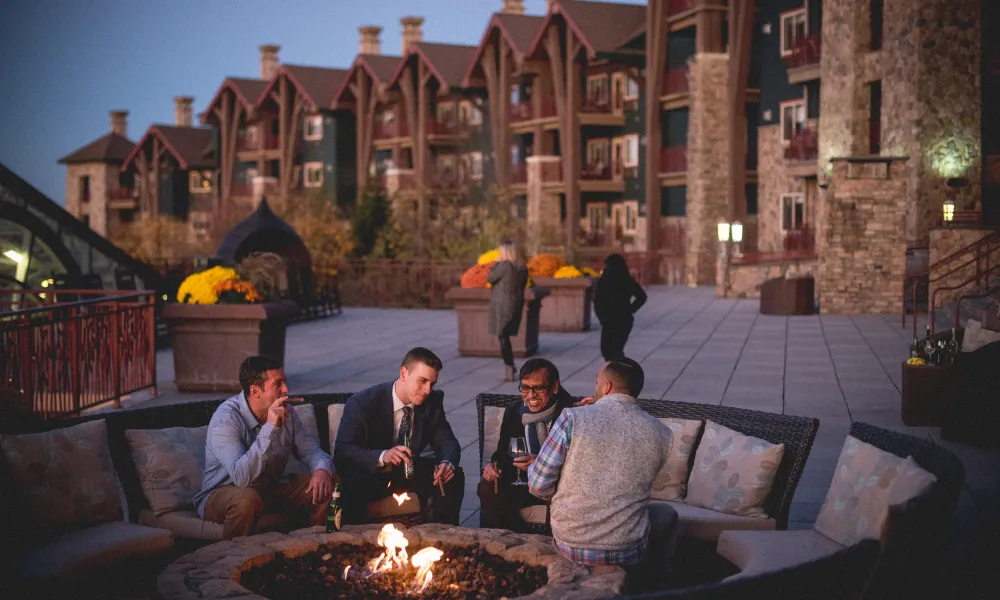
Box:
[661,185,686,217]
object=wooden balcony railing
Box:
[936,210,982,228]
[662,67,690,96]
[374,122,410,140]
[660,146,688,173]
[785,128,818,161]
[784,32,822,69]
[236,134,279,152]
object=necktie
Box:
[397,406,413,447]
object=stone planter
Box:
[444,287,549,358]
[162,300,299,392]
[532,276,595,332]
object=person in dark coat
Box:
[334,347,464,524]
[488,239,529,381]
[477,358,576,531]
[594,253,648,361]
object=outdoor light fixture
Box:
[731,221,744,244]
[717,222,730,242]
[3,249,24,264]
[943,200,955,223]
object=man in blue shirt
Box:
[193,356,334,539]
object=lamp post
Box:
[718,222,731,298]
[942,199,955,225]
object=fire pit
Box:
[157,523,627,600]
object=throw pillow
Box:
[685,420,785,518]
[961,319,1000,353]
[813,436,904,546]
[284,404,321,476]
[652,418,703,501]
[886,456,937,506]
[0,419,123,535]
[481,406,505,469]
[125,425,208,516]
[327,403,346,450]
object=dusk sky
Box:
[0,0,645,205]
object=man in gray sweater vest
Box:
[527,359,678,590]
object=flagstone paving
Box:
[118,286,997,593]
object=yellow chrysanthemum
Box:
[477,249,501,265]
[553,265,584,279]
[581,267,598,277]
[176,266,237,304]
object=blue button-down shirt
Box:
[194,393,334,517]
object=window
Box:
[870,0,884,50]
[623,134,639,168]
[304,115,323,141]
[869,81,882,154]
[781,194,805,230]
[437,102,456,125]
[511,144,521,166]
[625,77,640,101]
[510,85,521,105]
[586,138,610,166]
[460,101,482,126]
[304,162,324,188]
[780,9,808,57]
[587,75,609,105]
[79,176,91,203]
[245,126,259,143]
[780,99,806,144]
[587,202,608,232]
[467,151,484,180]
[613,201,639,235]
[245,167,258,181]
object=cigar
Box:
[439,479,446,496]
[284,396,307,405]
[494,477,499,496]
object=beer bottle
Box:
[403,431,415,480]
[326,482,342,533]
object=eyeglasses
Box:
[518,383,551,395]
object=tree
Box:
[350,182,393,258]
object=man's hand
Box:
[482,462,501,481]
[434,462,455,486]
[513,454,536,471]
[573,396,597,407]
[306,469,333,504]
[382,446,413,467]
[267,396,290,426]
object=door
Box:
[612,138,625,180]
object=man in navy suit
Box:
[335,347,464,524]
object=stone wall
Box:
[818,157,908,314]
[717,256,818,299]
[525,156,563,255]
[685,52,730,286]
[927,227,995,309]
[817,0,869,167]
[757,125,812,252]
[64,163,116,236]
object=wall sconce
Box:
[731,221,744,244]
[717,222,730,242]
[942,199,955,223]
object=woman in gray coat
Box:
[488,240,529,381]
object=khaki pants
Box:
[204,474,327,539]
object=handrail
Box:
[902,230,1000,335]
[931,261,1000,334]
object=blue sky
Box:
[0,0,644,204]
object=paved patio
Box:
[121,286,996,591]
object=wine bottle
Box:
[947,328,959,364]
[910,335,920,359]
[923,325,934,359]
[326,483,342,533]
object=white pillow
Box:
[961,320,1000,353]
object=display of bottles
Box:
[326,482,342,533]
[911,326,960,365]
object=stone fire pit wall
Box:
[157,522,627,600]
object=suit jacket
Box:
[490,388,576,485]
[334,381,461,479]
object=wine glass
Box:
[509,437,529,486]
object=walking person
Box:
[488,239,529,381]
[594,253,647,362]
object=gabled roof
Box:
[58,132,135,165]
[527,0,648,60]
[255,64,349,112]
[121,126,216,172]
[332,53,404,107]
[463,12,547,86]
[202,77,270,124]
[387,43,479,91]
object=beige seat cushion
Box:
[18,521,174,580]
[0,419,123,536]
[652,418,703,501]
[139,509,223,541]
[328,403,346,449]
[481,406,506,469]
[519,504,548,524]
[660,500,777,542]
[284,404,322,476]
[717,529,844,578]
[814,435,904,546]
[685,420,785,518]
[125,426,208,516]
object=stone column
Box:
[526,156,561,254]
[684,53,731,286]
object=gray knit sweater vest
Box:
[549,393,673,551]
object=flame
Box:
[367,524,409,572]
[411,547,443,592]
[392,492,411,506]
[343,565,351,580]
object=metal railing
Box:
[660,146,688,173]
[784,32,822,69]
[511,96,557,122]
[662,67,690,96]
[322,259,471,309]
[1,291,157,418]
[785,128,818,161]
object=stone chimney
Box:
[359,26,383,55]
[110,110,128,137]
[259,44,281,80]
[400,17,424,54]
[174,96,193,127]
[502,0,526,14]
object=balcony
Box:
[668,0,725,14]
[784,32,822,83]
[659,146,688,174]
[427,119,467,142]
[510,163,528,186]
[511,96,558,124]
[580,160,624,192]
[581,96,612,115]
[109,187,137,209]
[661,66,690,98]
[784,225,816,254]
[784,128,818,162]
[373,122,410,141]
[236,133,279,152]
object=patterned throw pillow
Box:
[813,436,904,546]
[652,418,703,501]
[886,456,937,506]
[685,420,785,518]
[0,420,123,535]
[328,403,346,449]
[481,406,506,470]
[125,426,208,516]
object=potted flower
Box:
[444,249,549,358]
[162,262,298,392]
[529,254,597,332]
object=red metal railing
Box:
[581,95,612,114]
[660,146,688,173]
[581,161,613,181]
[935,210,982,228]
[0,291,157,418]
[236,133,279,151]
[785,128,818,161]
[903,231,1000,336]
[428,119,465,136]
[784,225,815,253]
[510,163,528,184]
[662,67,690,96]
[511,96,557,122]
[374,122,410,140]
[784,32,822,69]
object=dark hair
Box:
[519,358,560,385]
[401,347,443,372]
[239,355,283,398]
[602,253,631,281]
[603,357,644,397]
